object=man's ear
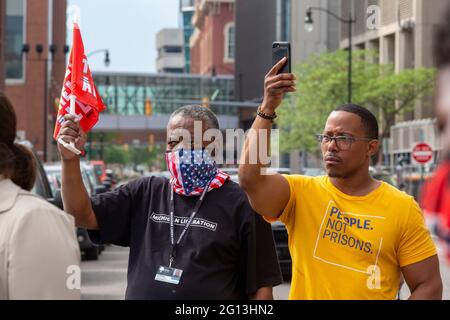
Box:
[368,140,379,157]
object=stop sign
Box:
[412,143,433,164]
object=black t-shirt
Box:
[88,176,282,300]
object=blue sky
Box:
[67,0,179,73]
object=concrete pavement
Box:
[81,245,450,300]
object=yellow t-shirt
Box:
[268,175,437,300]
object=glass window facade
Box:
[5,0,25,80]
[164,46,183,54]
[226,24,235,60]
[182,10,194,73]
[277,0,291,42]
[94,73,236,117]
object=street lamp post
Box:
[305,7,356,103]
[21,43,69,162]
[20,45,109,162]
[85,49,110,160]
[87,49,110,66]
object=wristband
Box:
[257,107,277,122]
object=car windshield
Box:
[85,169,100,187]
[31,172,47,198]
[303,168,325,176]
[81,171,93,195]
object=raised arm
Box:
[238,58,296,218]
[58,114,98,229]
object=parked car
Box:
[19,143,100,264]
[228,166,292,281]
[105,169,118,188]
[302,167,325,176]
[44,162,105,260]
[90,160,107,183]
[15,141,63,210]
[272,221,291,281]
[81,162,108,195]
[372,171,397,187]
[45,163,97,200]
[80,162,110,253]
[144,171,171,179]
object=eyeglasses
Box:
[316,134,374,151]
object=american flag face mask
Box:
[165,148,230,196]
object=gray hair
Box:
[169,105,220,130]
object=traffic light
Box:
[148,134,155,152]
[202,96,210,108]
[53,97,61,116]
[145,98,152,116]
[148,134,154,145]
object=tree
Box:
[277,49,436,159]
[103,143,164,170]
[129,143,164,170]
[104,145,129,165]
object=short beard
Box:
[327,171,344,178]
[327,168,351,179]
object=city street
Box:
[81,246,128,300]
[81,244,450,300]
[3,0,450,305]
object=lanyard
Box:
[168,180,212,267]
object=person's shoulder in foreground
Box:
[0,178,80,300]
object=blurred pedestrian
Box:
[0,93,80,300]
[421,5,450,264]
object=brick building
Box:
[3,0,67,161]
[340,0,449,168]
[0,0,5,92]
[190,0,235,76]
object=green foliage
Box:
[277,49,436,153]
[104,145,129,165]
[103,143,165,170]
[129,143,164,168]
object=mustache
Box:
[324,153,342,161]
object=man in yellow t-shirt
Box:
[238,58,443,300]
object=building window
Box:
[276,0,291,42]
[163,68,185,74]
[224,22,235,63]
[5,0,26,81]
[164,46,183,54]
[181,0,195,7]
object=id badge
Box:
[155,265,183,285]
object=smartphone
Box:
[272,42,291,74]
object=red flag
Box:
[53,23,106,140]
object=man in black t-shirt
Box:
[57,105,282,299]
